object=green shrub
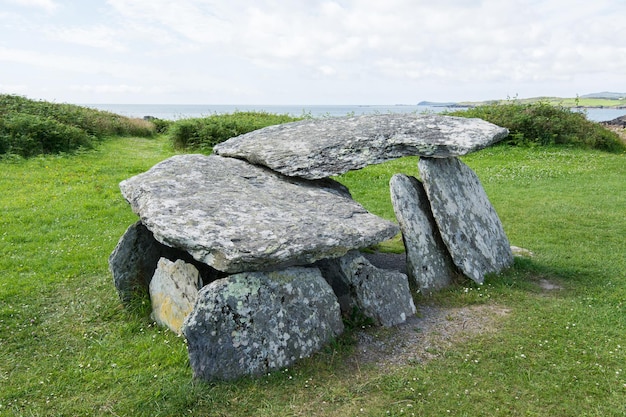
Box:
[0,113,93,157]
[147,117,173,134]
[169,111,302,151]
[0,94,156,157]
[448,101,626,152]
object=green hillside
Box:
[459,94,626,109]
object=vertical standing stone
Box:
[418,157,513,284]
[390,174,457,292]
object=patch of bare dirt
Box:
[350,252,565,370]
[350,304,510,369]
[538,279,564,291]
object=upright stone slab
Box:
[389,174,457,292]
[149,258,202,335]
[182,267,343,381]
[316,250,416,327]
[120,154,398,273]
[214,114,509,179]
[109,221,165,303]
[418,157,513,283]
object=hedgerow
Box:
[169,111,302,151]
[448,101,625,152]
[0,94,155,157]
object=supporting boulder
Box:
[316,250,416,327]
[418,157,513,283]
[149,258,202,335]
[390,174,457,292]
[109,221,220,304]
[182,267,343,381]
[108,221,166,303]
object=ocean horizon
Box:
[83,103,626,122]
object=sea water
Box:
[84,103,625,122]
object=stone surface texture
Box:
[109,221,165,303]
[109,221,220,304]
[316,250,416,327]
[120,154,398,273]
[149,258,202,335]
[213,114,509,179]
[390,174,457,292]
[418,157,513,283]
[182,267,343,381]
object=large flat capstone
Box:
[120,154,399,273]
[213,114,509,179]
[418,157,513,283]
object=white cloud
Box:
[2,0,625,103]
[45,25,128,52]
[70,84,145,94]
[105,0,235,44]
[6,0,57,12]
[0,46,178,85]
[318,65,336,76]
[0,83,29,94]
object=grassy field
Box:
[1,135,625,416]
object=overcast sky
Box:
[1,0,624,105]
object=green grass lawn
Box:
[1,136,625,416]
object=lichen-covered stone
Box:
[109,221,220,304]
[214,114,509,179]
[390,174,457,292]
[109,221,166,303]
[120,154,398,273]
[149,258,202,335]
[316,250,416,327]
[182,267,343,381]
[418,157,513,283]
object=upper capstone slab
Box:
[119,154,399,273]
[213,114,508,179]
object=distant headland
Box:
[421,92,626,109]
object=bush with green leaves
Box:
[148,117,173,134]
[169,111,302,151]
[0,113,93,157]
[0,94,156,157]
[448,101,625,152]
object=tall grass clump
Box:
[449,101,625,152]
[0,94,156,158]
[169,111,302,151]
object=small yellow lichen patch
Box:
[151,293,195,334]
